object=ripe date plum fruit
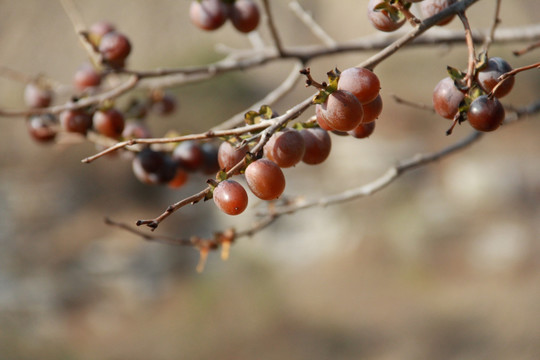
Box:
[263,129,305,168]
[190,0,228,31]
[245,159,286,200]
[230,0,260,33]
[98,31,131,64]
[467,95,505,132]
[74,63,102,92]
[24,82,53,109]
[213,180,248,215]
[367,0,405,32]
[348,121,376,139]
[200,142,221,175]
[132,148,177,185]
[477,57,514,98]
[122,120,152,139]
[316,90,363,132]
[60,109,93,135]
[360,94,383,123]
[217,141,249,173]
[433,77,465,120]
[93,108,125,138]
[300,128,332,165]
[420,0,457,26]
[338,67,381,105]
[173,141,205,172]
[27,114,58,143]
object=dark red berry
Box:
[93,108,125,138]
[24,82,53,109]
[477,57,514,98]
[99,31,131,64]
[264,129,305,168]
[467,95,505,132]
[74,63,102,92]
[230,0,260,33]
[338,67,381,105]
[213,180,248,215]
[316,90,364,132]
[300,128,332,165]
[217,141,249,173]
[245,159,286,200]
[348,121,376,139]
[27,114,58,143]
[433,77,465,120]
[189,0,228,31]
[60,109,93,135]
[173,141,205,172]
[367,0,405,32]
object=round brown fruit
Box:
[245,159,286,200]
[213,180,249,215]
[300,128,332,165]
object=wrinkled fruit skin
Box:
[317,90,364,132]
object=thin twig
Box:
[261,0,284,56]
[489,61,540,98]
[391,94,435,112]
[212,61,304,131]
[288,1,337,47]
[457,11,476,88]
[482,0,502,53]
[0,74,139,117]
[513,40,540,57]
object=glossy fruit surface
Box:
[467,95,505,132]
[433,77,464,119]
[477,57,514,98]
[245,159,286,200]
[367,0,405,32]
[300,128,332,165]
[60,109,93,135]
[27,114,58,143]
[230,0,260,33]
[348,121,376,139]
[213,180,248,215]
[93,108,125,138]
[420,0,457,26]
[338,67,381,104]
[264,130,305,168]
[217,141,249,173]
[316,90,363,132]
[189,0,228,31]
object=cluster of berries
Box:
[433,56,513,133]
[190,0,260,33]
[367,0,456,32]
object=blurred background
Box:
[0,0,539,359]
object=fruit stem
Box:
[299,68,327,90]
